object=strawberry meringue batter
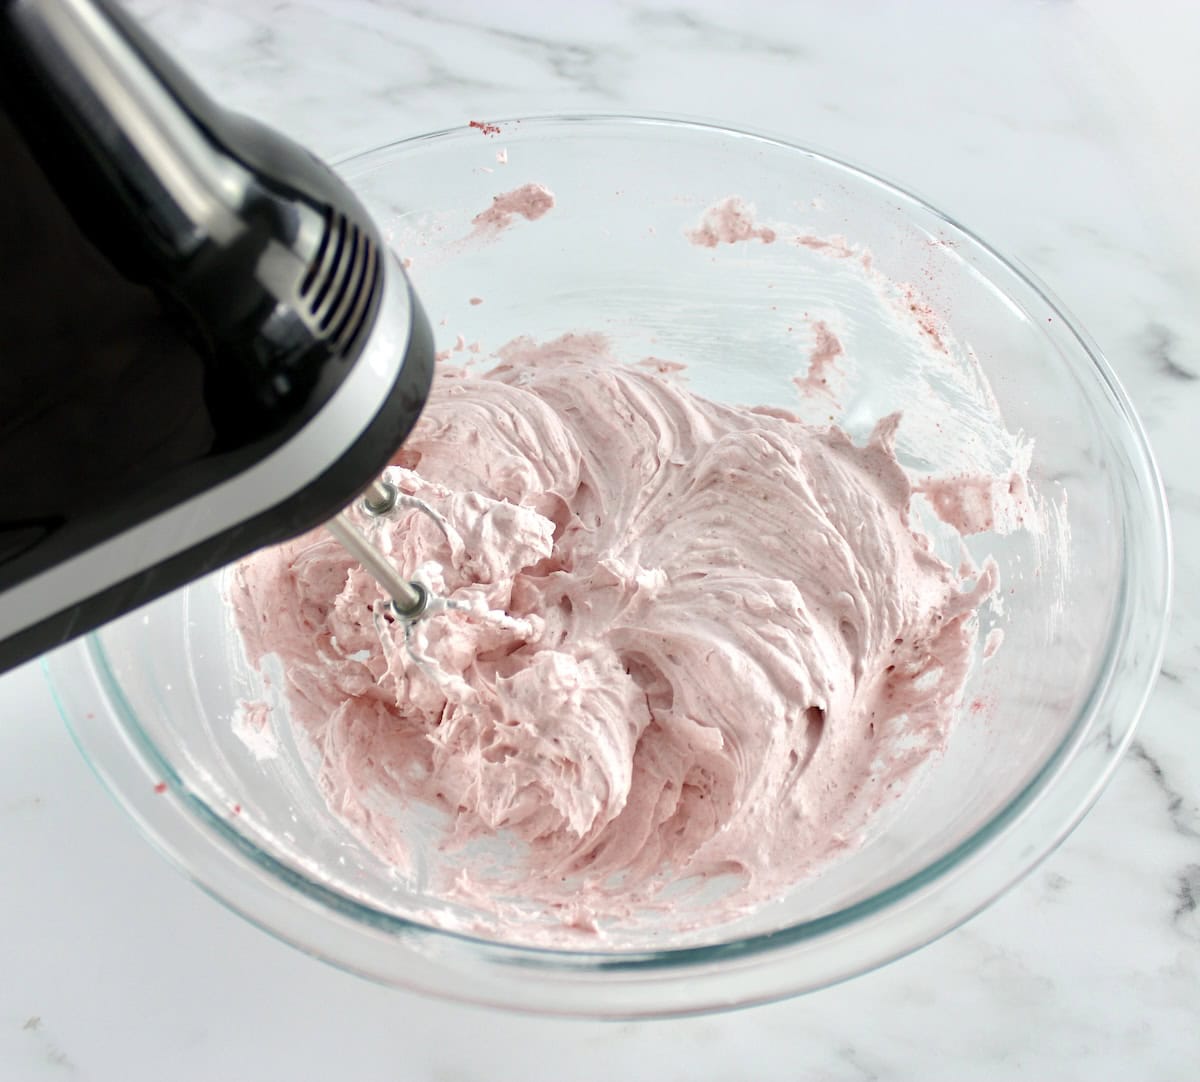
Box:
[230,333,997,929]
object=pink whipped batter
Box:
[230,333,997,930]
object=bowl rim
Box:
[47,113,1173,1017]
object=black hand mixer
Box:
[0,0,438,673]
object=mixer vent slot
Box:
[300,208,382,355]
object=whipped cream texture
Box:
[230,332,997,929]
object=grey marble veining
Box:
[1,1,1197,1079]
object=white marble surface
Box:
[2,1,1198,1078]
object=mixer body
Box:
[0,0,434,672]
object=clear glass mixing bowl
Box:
[45,116,1170,1017]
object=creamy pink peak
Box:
[686,196,777,247]
[230,334,996,928]
[470,183,555,235]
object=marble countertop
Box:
[2,1,1197,1078]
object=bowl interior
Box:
[84,118,1130,951]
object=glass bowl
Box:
[45,116,1170,1017]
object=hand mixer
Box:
[0,0,440,674]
